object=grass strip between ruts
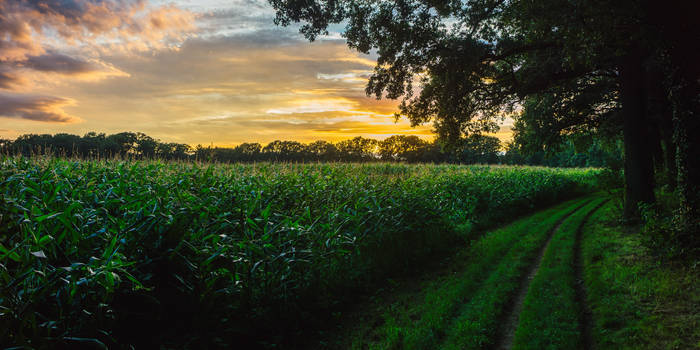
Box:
[439,197,605,350]
[510,197,607,350]
[348,195,597,349]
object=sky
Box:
[0,0,513,146]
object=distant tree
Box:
[262,140,307,162]
[379,135,428,162]
[80,132,108,158]
[106,132,138,157]
[48,133,81,157]
[307,140,338,162]
[455,134,501,164]
[336,137,378,162]
[135,133,158,158]
[234,143,262,162]
[0,138,10,154]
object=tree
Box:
[455,134,501,164]
[335,136,378,162]
[262,140,307,162]
[378,135,428,162]
[230,143,261,162]
[106,132,138,157]
[80,132,107,158]
[135,133,158,158]
[268,0,698,221]
[0,138,10,154]
[307,140,338,162]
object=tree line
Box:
[269,0,699,257]
[0,131,617,167]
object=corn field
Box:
[0,157,601,347]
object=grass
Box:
[510,197,606,350]
[0,157,600,348]
[582,202,700,349]
[335,195,595,349]
[439,196,605,350]
[332,196,699,350]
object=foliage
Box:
[378,135,428,162]
[268,0,700,247]
[583,203,700,349]
[453,134,502,165]
[2,131,619,168]
[3,132,192,160]
[505,136,623,170]
[640,190,700,261]
[331,196,597,349]
[0,158,599,347]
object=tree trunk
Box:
[646,0,700,254]
[619,51,656,219]
[670,76,700,255]
[646,63,676,188]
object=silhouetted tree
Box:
[106,132,138,157]
[336,137,378,162]
[268,0,699,223]
[379,135,428,162]
[307,140,338,162]
[455,134,501,164]
[262,140,307,162]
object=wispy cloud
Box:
[0,1,497,144]
[0,0,196,61]
[0,93,79,123]
[0,0,196,123]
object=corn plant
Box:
[0,157,600,347]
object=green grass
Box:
[0,157,600,347]
[440,197,604,350]
[582,202,700,349]
[339,196,594,349]
[511,198,606,350]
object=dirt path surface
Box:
[493,201,589,350]
[573,200,608,350]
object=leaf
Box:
[38,235,53,246]
[62,337,107,350]
[35,212,62,222]
[32,250,47,259]
[0,244,21,262]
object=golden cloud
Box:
[0,93,80,123]
[0,0,195,123]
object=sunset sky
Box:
[0,0,513,146]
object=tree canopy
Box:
[269,0,700,240]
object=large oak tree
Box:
[269,0,699,226]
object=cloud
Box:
[266,98,357,114]
[0,0,195,124]
[23,52,93,73]
[16,52,130,82]
[0,93,79,123]
[0,1,196,79]
[36,29,432,144]
[0,1,451,144]
[0,69,27,89]
[0,1,196,55]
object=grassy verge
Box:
[441,197,606,350]
[510,198,606,350]
[582,202,700,349]
[337,195,595,349]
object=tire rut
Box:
[573,199,609,350]
[492,200,591,350]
